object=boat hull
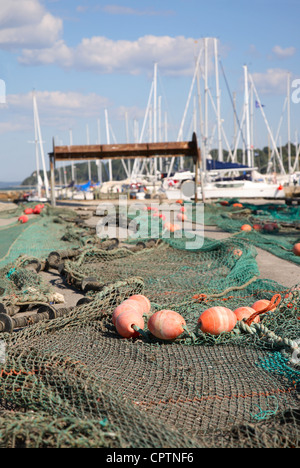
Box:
[164,181,285,201]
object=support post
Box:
[50,140,56,206]
[192,132,205,204]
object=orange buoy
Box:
[176,199,183,205]
[18,215,29,224]
[233,306,260,323]
[253,224,263,231]
[233,248,243,257]
[293,243,300,256]
[252,299,276,313]
[284,285,300,299]
[197,307,237,335]
[129,295,151,315]
[33,206,41,215]
[24,208,33,215]
[241,224,252,231]
[163,222,181,232]
[112,299,143,325]
[147,310,186,340]
[263,222,278,233]
[176,213,187,222]
[233,203,243,208]
[115,310,144,338]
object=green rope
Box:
[250,395,279,421]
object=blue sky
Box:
[0,0,299,182]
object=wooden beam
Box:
[50,135,199,162]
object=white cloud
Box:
[7,90,110,118]
[251,68,290,95]
[0,120,30,134]
[19,35,217,77]
[272,45,296,59]
[0,0,62,50]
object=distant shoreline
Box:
[0,185,35,192]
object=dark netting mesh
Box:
[0,203,299,448]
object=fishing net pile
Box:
[195,199,300,265]
[0,202,298,448]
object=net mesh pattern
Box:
[0,202,298,448]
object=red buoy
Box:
[252,299,276,313]
[293,243,300,256]
[197,307,237,335]
[18,215,29,224]
[115,310,144,338]
[241,224,252,231]
[112,299,143,326]
[129,295,151,315]
[177,213,187,222]
[24,208,33,215]
[148,310,186,340]
[233,306,260,323]
[33,206,41,215]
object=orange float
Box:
[176,200,183,205]
[180,206,186,213]
[163,222,181,232]
[233,203,243,208]
[233,249,243,257]
[263,223,278,233]
[24,208,33,215]
[148,310,186,340]
[33,206,41,215]
[233,306,260,323]
[115,310,144,338]
[129,295,151,315]
[18,215,29,224]
[241,224,252,231]
[112,299,143,326]
[253,224,263,231]
[176,213,187,222]
[293,243,300,256]
[252,299,276,313]
[197,307,237,335]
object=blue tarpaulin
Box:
[206,160,250,171]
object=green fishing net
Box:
[0,202,298,448]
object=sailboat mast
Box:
[33,102,41,199]
[243,65,252,168]
[204,38,209,167]
[104,109,113,181]
[153,62,158,177]
[287,72,292,181]
[96,118,102,184]
[33,92,50,199]
[214,38,223,162]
